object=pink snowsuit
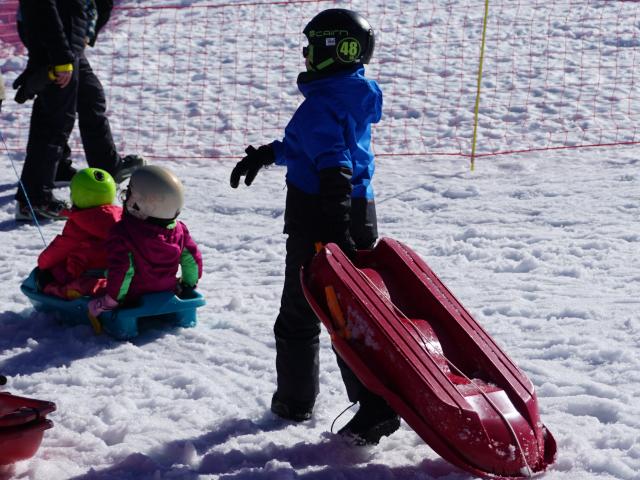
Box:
[104,212,203,304]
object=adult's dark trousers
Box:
[17,54,119,203]
[274,197,381,408]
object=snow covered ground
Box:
[1,1,639,479]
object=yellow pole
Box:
[471,0,490,171]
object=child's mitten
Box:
[88,293,118,317]
[230,144,275,187]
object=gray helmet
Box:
[125,165,184,221]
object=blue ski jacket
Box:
[271,66,383,200]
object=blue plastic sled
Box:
[20,269,206,340]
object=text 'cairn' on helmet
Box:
[125,165,184,221]
[303,9,375,73]
[70,168,116,209]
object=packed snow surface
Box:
[0,0,639,479]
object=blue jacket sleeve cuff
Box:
[270,140,286,166]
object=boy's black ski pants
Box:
[273,198,381,408]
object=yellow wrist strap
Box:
[53,63,73,73]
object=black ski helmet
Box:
[302,9,375,73]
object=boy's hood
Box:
[297,66,382,124]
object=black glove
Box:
[324,226,357,260]
[13,66,52,104]
[230,144,275,188]
[175,280,196,299]
[318,166,357,260]
[323,231,358,262]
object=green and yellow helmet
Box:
[302,9,375,73]
[70,168,117,209]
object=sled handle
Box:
[87,313,103,335]
[324,286,350,339]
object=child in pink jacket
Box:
[37,168,122,299]
[88,165,203,317]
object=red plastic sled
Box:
[0,392,56,465]
[301,237,556,479]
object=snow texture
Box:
[0,0,639,479]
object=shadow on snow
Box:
[67,415,465,480]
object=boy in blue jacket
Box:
[230,9,399,445]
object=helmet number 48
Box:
[337,38,361,62]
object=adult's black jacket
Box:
[19,0,113,67]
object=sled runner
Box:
[20,269,206,340]
[0,391,56,465]
[301,238,557,479]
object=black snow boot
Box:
[15,194,69,222]
[54,159,77,185]
[338,396,400,445]
[113,155,145,184]
[270,393,314,422]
